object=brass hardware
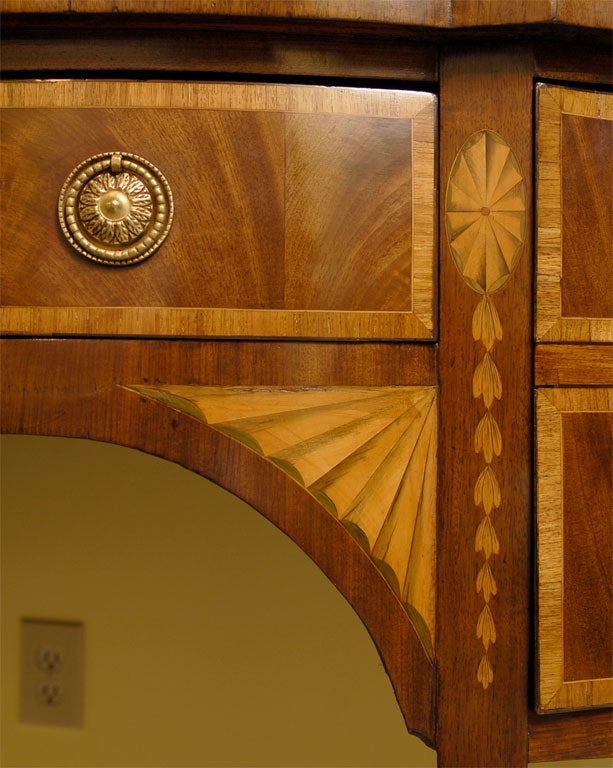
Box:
[110,152,122,173]
[58,152,173,266]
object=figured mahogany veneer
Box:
[535,83,613,717]
[0,81,435,340]
[536,84,613,343]
[0,337,438,745]
[536,389,613,712]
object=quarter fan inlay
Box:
[130,384,437,657]
[445,130,526,689]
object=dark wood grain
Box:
[2,0,611,29]
[535,43,613,85]
[0,27,438,81]
[437,45,534,767]
[285,113,412,311]
[0,105,285,309]
[0,339,436,396]
[562,411,613,682]
[561,113,612,320]
[529,708,613,762]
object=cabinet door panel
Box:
[536,388,613,712]
[561,113,612,319]
[535,83,612,714]
[536,84,612,343]
[562,410,612,683]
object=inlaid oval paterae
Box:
[58,152,173,266]
[445,130,526,295]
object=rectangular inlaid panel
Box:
[562,411,613,683]
[561,114,613,320]
[536,84,612,342]
[0,81,436,340]
[536,388,613,712]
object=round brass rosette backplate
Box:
[58,151,173,266]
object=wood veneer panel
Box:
[0,338,437,405]
[0,337,437,744]
[2,106,286,307]
[561,114,612,320]
[285,113,413,311]
[562,411,612,682]
[536,84,613,343]
[0,81,436,340]
[536,388,613,712]
[528,708,613,763]
[437,46,533,767]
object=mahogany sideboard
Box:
[1,2,611,765]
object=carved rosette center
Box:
[79,172,153,245]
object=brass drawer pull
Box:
[58,151,173,266]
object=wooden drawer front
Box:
[0,81,436,340]
[536,388,613,712]
[536,84,612,343]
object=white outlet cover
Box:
[20,619,84,728]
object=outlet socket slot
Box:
[20,619,84,728]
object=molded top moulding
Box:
[0,0,611,32]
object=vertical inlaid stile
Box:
[437,47,533,768]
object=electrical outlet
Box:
[20,619,84,727]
